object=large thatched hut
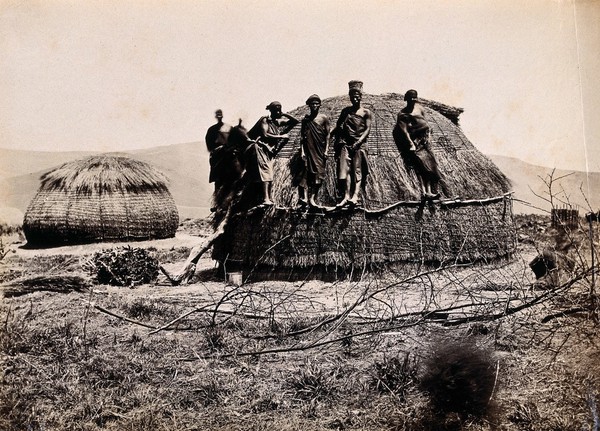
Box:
[23,155,179,246]
[212,92,516,276]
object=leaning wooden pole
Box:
[588,215,597,315]
[160,206,232,285]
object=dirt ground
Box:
[1,215,599,430]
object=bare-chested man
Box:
[332,80,372,207]
[298,94,330,208]
[393,89,443,200]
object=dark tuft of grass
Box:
[193,376,229,407]
[288,361,337,402]
[371,352,419,399]
[205,326,227,351]
[123,298,169,320]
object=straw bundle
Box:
[23,155,179,246]
[213,92,516,274]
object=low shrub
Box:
[91,246,159,286]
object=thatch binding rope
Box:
[23,155,179,246]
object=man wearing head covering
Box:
[297,94,331,208]
[205,109,233,191]
[246,102,299,205]
[332,80,372,207]
[393,89,446,200]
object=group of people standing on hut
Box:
[205,80,443,211]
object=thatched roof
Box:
[37,155,171,194]
[23,155,179,246]
[272,92,511,208]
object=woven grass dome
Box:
[23,155,179,246]
[213,92,516,275]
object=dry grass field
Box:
[1,215,599,430]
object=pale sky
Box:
[1,0,599,172]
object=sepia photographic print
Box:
[1,1,599,430]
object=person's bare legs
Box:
[298,186,308,205]
[338,175,352,207]
[308,184,321,207]
[426,180,440,199]
[349,178,361,205]
[417,174,427,199]
[262,181,274,205]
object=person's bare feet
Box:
[337,198,349,207]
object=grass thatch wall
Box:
[23,156,179,246]
[213,92,516,273]
[214,195,515,273]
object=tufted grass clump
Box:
[371,352,419,399]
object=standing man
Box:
[247,101,299,206]
[205,109,233,191]
[393,89,444,200]
[299,94,330,208]
[332,80,372,207]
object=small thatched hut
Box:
[23,155,179,246]
[213,92,516,276]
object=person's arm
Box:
[331,108,349,157]
[324,115,331,156]
[351,110,372,152]
[299,117,307,158]
[331,107,348,139]
[394,113,416,152]
[280,113,299,134]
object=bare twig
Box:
[90,303,158,329]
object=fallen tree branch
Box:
[90,303,158,329]
[175,267,597,360]
[148,304,213,335]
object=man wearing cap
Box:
[393,89,444,199]
[205,109,233,192]
[332,80,372,207]
[298,94,331,208]
[247,102,299,205]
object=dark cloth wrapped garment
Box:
[245,116,289,183]
[205,123,232,183]
[300,116,328,185]
[394,113,441,183]
[335,111,370,182]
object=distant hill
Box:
[1,145,598,221]
[488,155,600,214]
[0,148,96,179]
